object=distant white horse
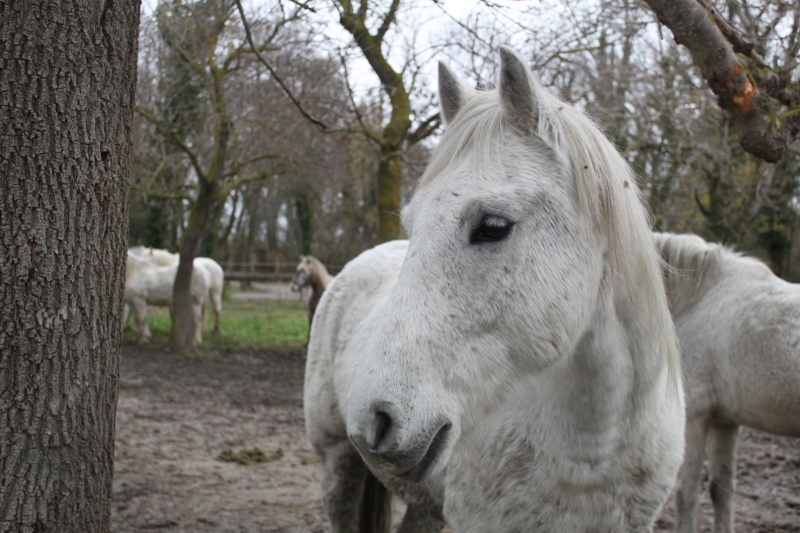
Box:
[290,255,334,330]
[305,47,684,533]
[128,246,225,334]
[654,232,800,533]
[124,251,210,347]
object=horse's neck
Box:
[309,273,329,298]
[314,262,334,290]
[664,253,736,315]
[529,282,676,457]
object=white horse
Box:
[124,251,210,347]
[290,255,334,330]
[654,232,800,533]
[128,246,225,334]
[305,46,684,533]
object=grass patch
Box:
[123,297,309,353]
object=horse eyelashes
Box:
[470,215,514,244]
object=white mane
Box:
[654,232,772,312]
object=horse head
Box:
[290,256,313,292]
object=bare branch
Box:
[222,152,282,179]
[407,112,441,146]
[218,165,283,199]
[233,0,331,132]
[287,0,316,14]
[698,0,768,68]
[376,0,401,44]
[130,182,194,202]
[136,105,208,182]
[339,51,384,146]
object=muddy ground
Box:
[112,345,800,532]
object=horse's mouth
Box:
[392,422,452,482]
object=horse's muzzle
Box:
[349,401,452,482]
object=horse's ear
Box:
[498,46,563,152]
[438,62,468,124]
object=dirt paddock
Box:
[112,345,800,532]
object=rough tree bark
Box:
[0,0,140,531]
[643,0,800,163]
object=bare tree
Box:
[331,0,441,242]
[0,1,140,530]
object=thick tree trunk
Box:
[0,1,140,531]
[376,144,404,243]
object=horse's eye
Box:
[470,215,514,244]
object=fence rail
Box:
[222,262,343,284]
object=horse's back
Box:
[195,257,224,281]
[304,240,408,448]
[679,265,800,435]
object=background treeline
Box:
[129,0,800,278]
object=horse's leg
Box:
[706,424,739,533]
[122,302,130,331]
[191,299,205,347]
[211,287,222,335]
[675,418,709,533]
[132,299,151,344]
[397,500,445,533]
[318,441,391,533]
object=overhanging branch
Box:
[643,0,800,163]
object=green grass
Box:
[122,296,309,354]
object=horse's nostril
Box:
[364,401,398,453]
[368,409,393,452]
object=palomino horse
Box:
[654,232,800,533]
[128,246,225,334]
[290,255,334,329]
[305,47,684,533]
[124,251,210,347]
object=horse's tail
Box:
[359,471,391,533]
[210,285,222,333]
